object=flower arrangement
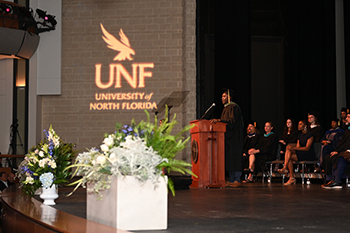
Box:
[67,109,196,197]
[16,125,76,196]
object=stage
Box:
[46,178,350,233]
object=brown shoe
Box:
[225,181,234,187]
[229,181,241,188]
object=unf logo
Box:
[95,24,154,89]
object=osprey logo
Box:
[100,23,135,61]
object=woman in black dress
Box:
[279,119,298,158]
[277,120,315,185]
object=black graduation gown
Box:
[310,125,324,143]
[220,102,244,172]
[335,129,350,153]
[243,133,260,155]
[256,133,277,161]
[242,133,259,169]
[324,129,350,174]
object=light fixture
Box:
[0,3,12,14]
[36,8,57,32]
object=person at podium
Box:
[211,90,244,188]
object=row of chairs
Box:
[261,143,321,184]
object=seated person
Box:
[308,110,324,143]
[320,118,344,165]
[322,155,350,189]
[279,118,298,158]
[242,122,260,174]
[277,120,315,185]
[245,121,277,183]
[322,113,350,187]
[339,107,349,130]
[8,172,16,186]
[0,172,8,191]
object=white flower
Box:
[95,155,106,165]
[109,153,118,164]
[25,176,34,184]
[39,158,47,168]
[100,144,109,152]
[49,160,57,169]
[39,151,44,157]
[103,135,115,147]
[34,149,39,154]
[53,138,60,148]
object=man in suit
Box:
[8,172,16,186]
[0,172,8,191]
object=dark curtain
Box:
[344,0,350,107]
[283,0,336,126]
[214,0,251,123]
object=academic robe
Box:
[335,129,350,153]
[310,125,324,143]
[220,102,244,172]
[324,128,350,174]
[242,133,259,169]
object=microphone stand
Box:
[200,103,215,120]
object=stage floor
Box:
[53,178,350,233]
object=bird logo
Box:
[100,23,135,61]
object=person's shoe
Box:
[322,181,343,189]
[242,178,254,183]
[321,180,333,188]
[225,181,234,187]
[277,168,289,174]
[284,178,296,186]
[229,181,241,188]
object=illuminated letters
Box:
[95,64,113,89]
[95,63,154,89]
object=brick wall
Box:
[41,0,196,162]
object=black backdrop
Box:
[196,0,346,135]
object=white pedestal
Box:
[87,176,168,231]
[40,185,58,206]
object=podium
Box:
[189,119,226,188]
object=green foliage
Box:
[67,107,197,197]
[16,126,77,197]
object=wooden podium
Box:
[189,119,226,188]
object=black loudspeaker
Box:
[0,27,40,59]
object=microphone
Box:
[200,103,215,120]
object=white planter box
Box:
[87,175,168,231]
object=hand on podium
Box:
[210,119,220,124]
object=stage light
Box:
[46,14,57,26]
[35,8,57,33]
[36,8,47,19]
[36,8,56,26]
[0,3,12,14]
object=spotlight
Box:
[35,8,57,33]
[36,8,47,19]
[0,3,12,14]
[47,14,57,26]
[36,8,56,26]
